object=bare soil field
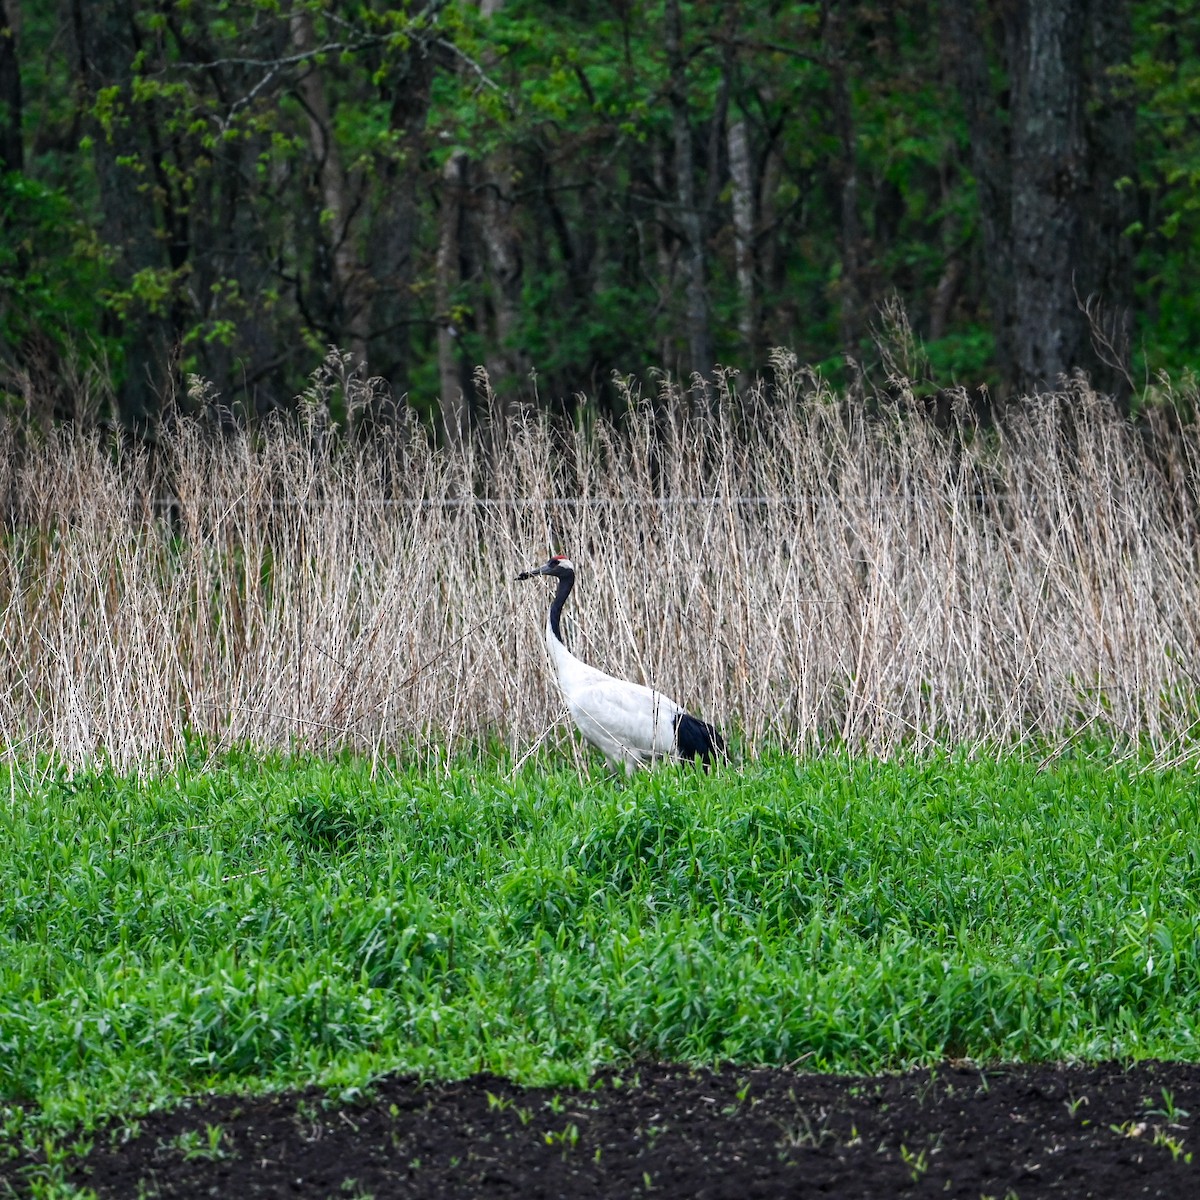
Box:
[5,1060,1200,1198]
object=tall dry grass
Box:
[2,351,1200,770]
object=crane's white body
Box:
[544,613,680,772]
[518,555,722,773]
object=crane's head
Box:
[516,555,575,581]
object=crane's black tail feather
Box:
[673,712,725,765]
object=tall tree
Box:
[665,0,713,383]
[1010,1,1088,391]
[290,8,371,369]
[475,0,526,402]
[727,111,757,357]
[0,0,21,173]
[436,149,471,441]
[823,0,865,359]
[71,0,174,430]
[944,0,1134,399]
[370,30,438,399]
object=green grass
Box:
[3,748,1200,1136]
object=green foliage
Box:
[1124,3,1200,380]
[3,748,1200,1137]
[923,327,996,384]
[0,172,115,369]
[2,1,1200,417]
[286,787,380,851]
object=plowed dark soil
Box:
[5,1060,1200,1198]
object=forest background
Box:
[0,0,1196,435]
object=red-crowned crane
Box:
[517,555,724,772]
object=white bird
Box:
[517,555,723,772]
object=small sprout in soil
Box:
[778,1110,833,1150]
[109,1119,142,1148]
[1152,1126,1191,1163]
[543,1122,580,1153]
[1110,1119,1148,1139]
[899,1143,928,1182]
[171,1123,227,1162]
[723,1083,752,1117]
[1148,1087,1190,1123]
[293,1098,323,1138]
[641,1123,667,1149]
[915,1068,939,1106]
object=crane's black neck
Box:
[548,569,574,645]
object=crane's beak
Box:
[516,559,553,581]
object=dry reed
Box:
[2,352,1199,770]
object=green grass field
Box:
[4,749,1200,1136]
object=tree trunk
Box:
[651,143,678,376]
[477,155,524,397]
[370,41,437,401]
[473,0,525,407]
[824,0,864,361]
[727,114,757,360]
[943,0,1133,400]
[665,0,712,384]
[0,0,22,173]
[1079,0,1135,405]
[290,10,370,369]
[1009,0,1088,392]
[757,127,786,346]
[71,0,172,431]
[436,150,470,443]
